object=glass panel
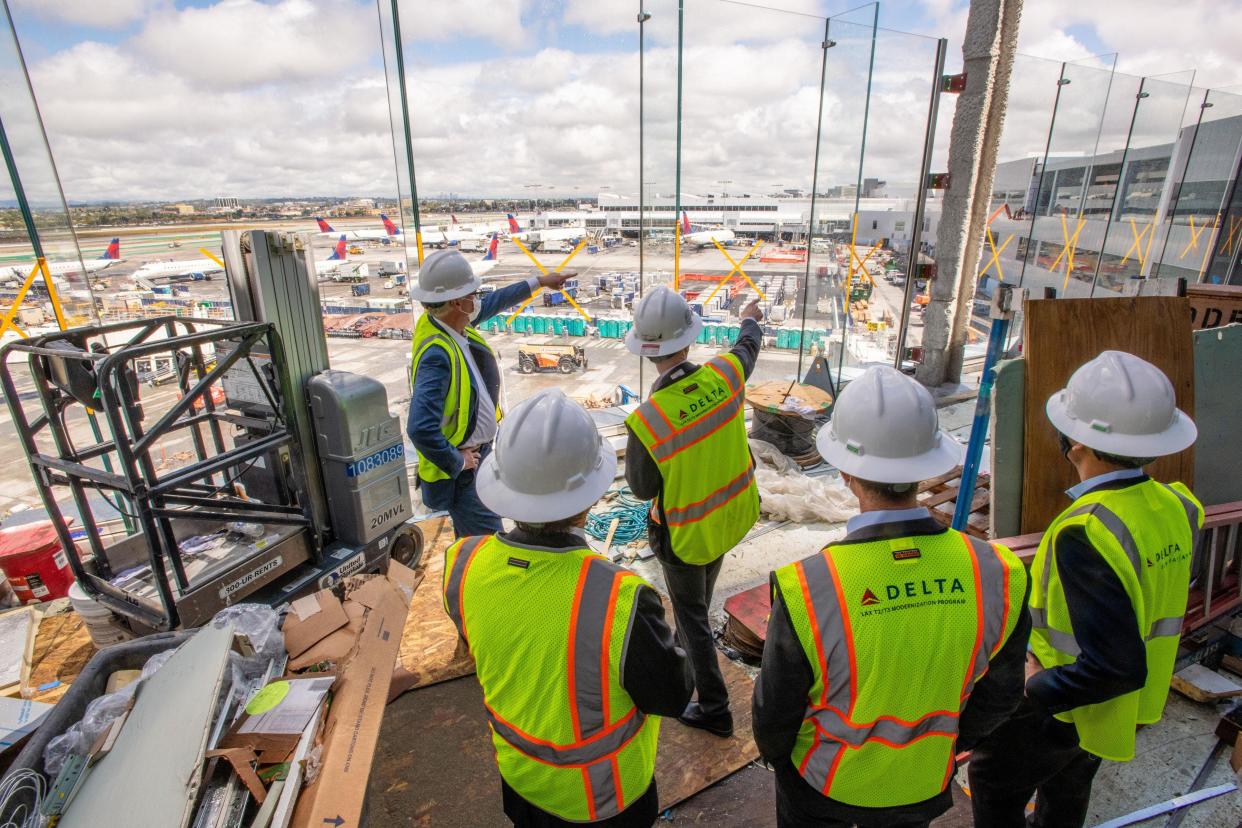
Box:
[818,10,878,388]
[670,0,831,397]
[1155,88,1242,285]
[0,2,96,329]
[970,53,1066,357]
[1091,71,1195,295]
[840,25,944,378]
[1016,60,1117,299]
[394,0,641,409]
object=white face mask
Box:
[456,294,476,317]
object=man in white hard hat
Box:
[408,249,573,537]
[625,286,762,738]
[969,351,1202,827]
[753,365,1030,828]
[443,389,692,827]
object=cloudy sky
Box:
[4,0,1240,204]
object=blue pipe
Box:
[952,316,1011,531]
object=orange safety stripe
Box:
[796,561,831,709]
[565,558,594,741]
[958,534,987,701]
[482,702,645,767]
[663,468,754,526]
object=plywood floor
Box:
[370,651,759,826]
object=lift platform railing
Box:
[0,315,315,630]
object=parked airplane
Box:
[507,215,589,250]
[473,234,502,278]
[314,236,351,276]
[1,238,122,282]
[680,212,735,247]
[314,215,402,244]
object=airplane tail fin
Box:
[100,238,120,260]
[681,211,692,234]
[380,214,401,236]
[316,217,335,233]
[451,214,459,226]
[507,214,521,234]
[329,235,347,260]
[482,233,499,261]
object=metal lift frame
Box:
[0,315,315,630]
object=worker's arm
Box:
[407,347,464,478]
[474,278,537,322]
[752,579,814,763]
[624,422,662,502]
[1025,526,1148,713]
[621,585,693,716]
[956,575,1032,752]
[730,317,763,380]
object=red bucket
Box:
[0,521,75,604]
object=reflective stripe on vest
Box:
[789,532,1016,801]
[442,537,652,821]
[443,535,487,642]
[626,354,759,565]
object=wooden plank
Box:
[1020,297,1195,534]
[394,516,475,690]
[25,612,95,704]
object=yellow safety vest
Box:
[409,312,502,483]
[772,530,1026,808]
[1029,479,1202,761]
[443,534,661,822]
[626,354,759,565]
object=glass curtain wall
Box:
[0,2,96,329]
[1153,88,1242,285]
[1089,71,1195,295]
[385,0,642,409]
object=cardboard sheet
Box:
[287,561,417,828]
[281,591,350,659]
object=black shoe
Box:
[678,702,733,738]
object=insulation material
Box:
[750,440,856,524]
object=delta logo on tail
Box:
[451,214,460,226]
[507,214,521,234]
[380,214,402,236]
[100,238,121,260]
[482,233,499,261]
[860,588,881,606]
[328,235,347,260]
[315,217,336,233]
[682,211,692,234]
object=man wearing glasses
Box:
[408,248,574,536]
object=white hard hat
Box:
[476,389,617,523]
[408,249,482,303]
[625,285,703,357]
[816,365,962,483]
[1046,350,1196,457]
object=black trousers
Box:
[502,779,658,827]
[967,700,1102,828]
[657,553,729,716]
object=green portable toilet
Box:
[571,318,586,336]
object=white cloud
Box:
[10,0,1242,204]
[10,0,165,29]
[133,0,374,88]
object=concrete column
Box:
[917,0,1023,386]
